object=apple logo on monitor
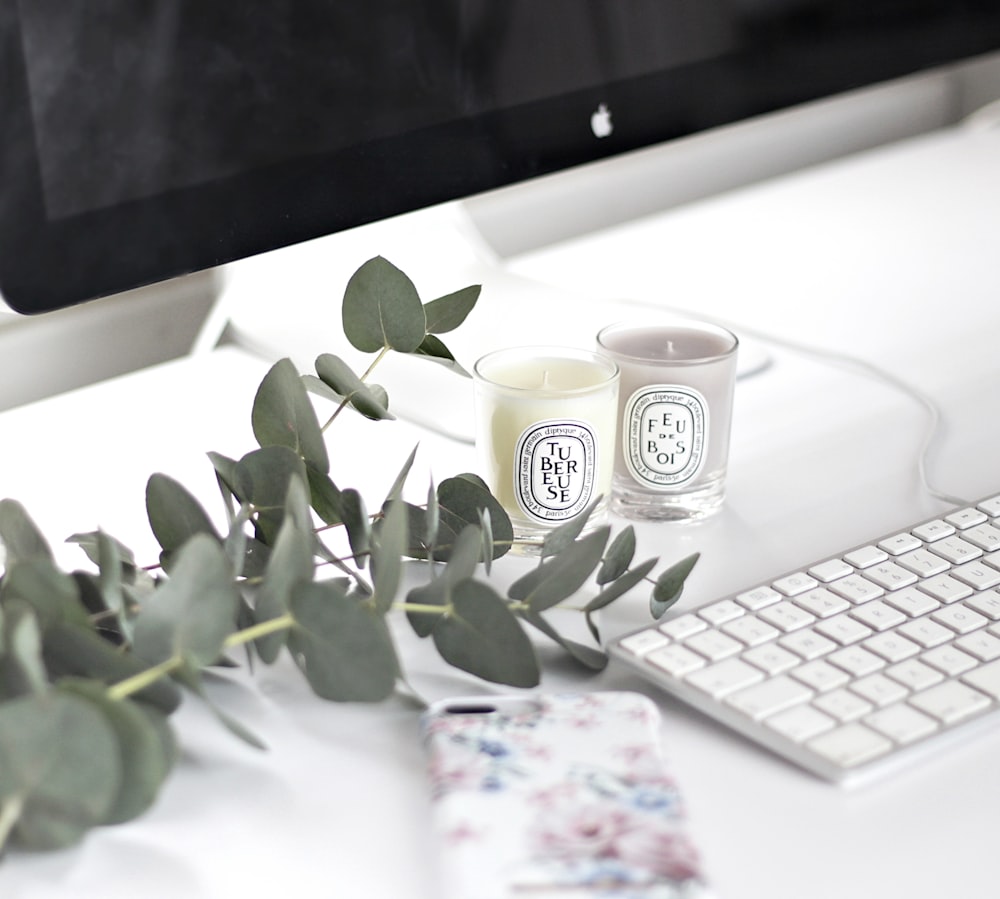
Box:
[590,103,613,138]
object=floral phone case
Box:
[420,692,714,899]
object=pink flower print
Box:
[612,823,703,883]
[531,801,631,860]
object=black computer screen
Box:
[2,1,999,312]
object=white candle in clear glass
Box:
[597,319,738,520]
[473,346,619,548]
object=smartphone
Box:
[420,691,714,899]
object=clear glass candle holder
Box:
[597,319,738,521]
[473,346,620,550]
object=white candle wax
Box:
[473,347,619,544]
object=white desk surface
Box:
[2,123,1000,898]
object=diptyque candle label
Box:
[624,386,707,487]
[514,419,597,522]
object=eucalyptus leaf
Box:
[251,358,330,474]
[0,498,52,564]
[1,558,88,630]
[425,480,440,553]
[314,354,394,420]
[0,603,46,700]
[651,552,700,619]
[405,524,483,638]
[583,557,658,643]
[60,680,176,826]
[0,689,121,851]
[371,500,408,616]
[411,334,470,377]
[132,535,239,668]
[520,609,609,672]
[234,446,309,545]
[340,489,371,569]
[288,580,399,702]
[508,526,611,613]
[42,622,182,713]
[437,474,512,560]
[342,256,426,354]
[431,580,539,688]
[422,284,480,334]
[254,517,314,664]
[597,526,637,585]
[306,466,343,526]
[146,473,221,566]
[384,444,419,507]
[540,496,603,560]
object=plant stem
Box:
[107,657,181,702]
[0,795,24,855]
[223,614,294,649]
[321,346,391,432]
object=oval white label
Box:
[624,386,708,487]
[514,420,597,522]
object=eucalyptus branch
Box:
[0,255,700,857]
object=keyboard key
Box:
[976,495,1000,517]
[862,562,918,591]
[843,545,889,569]
[897,618,953,648]
[772,572,819,597]
[908,681,991,725]
[850,673,909,707]
[779,628,837,660]
[807,723,892,768]
[646,643,705,678]
[965,591,1000,620]
[698,599,745,626]
[961,523,1000,552]
[945,507,988,529]
[955,630,1000,662]
[757,601,816,632]
[807,558,854,583]
[921,644,978,676]
[814,613,873,646]
[685,658,763,698]
[791,588,850,619]
[725,675,813,720]
[896,548,951,577]
[658,613,706,640]
[950,561,1000,591]
[878,533,922,555]
[812,688,873,723]
[864,703,938,744]
[911,519,955,543]
[721,615,780,647]
[828,575,884,604]
[765,705,835,743]
[961,657,1000,699]
[735,586,781,611]
[849,600,907,632]
[883,586,940,617]
[863,631,921,663]
[618,629,670,656]
[918,574,972,604]
[684,630,743,662]
[886,659,944,691]
[928,536,983,565]
[827,646,885,678]
[742,643,800,675]
[791,660,850,692]
[931,604,988,634]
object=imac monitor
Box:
[2,1,1000,314]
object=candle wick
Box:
[542,370,551,388]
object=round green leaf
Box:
[288,581,399,702]
[596,526,637,584]
[422,285,481,334]
[0,690,122,850]
[432,580,539,688]
[652,552,700,618]
[0,498,53,564]
[437,475,512,560]
[314,354,394,421]
[251,358,330,474]
[342,256,426,353]
[146,473,220,563]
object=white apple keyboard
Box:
[610,493,1000,786]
